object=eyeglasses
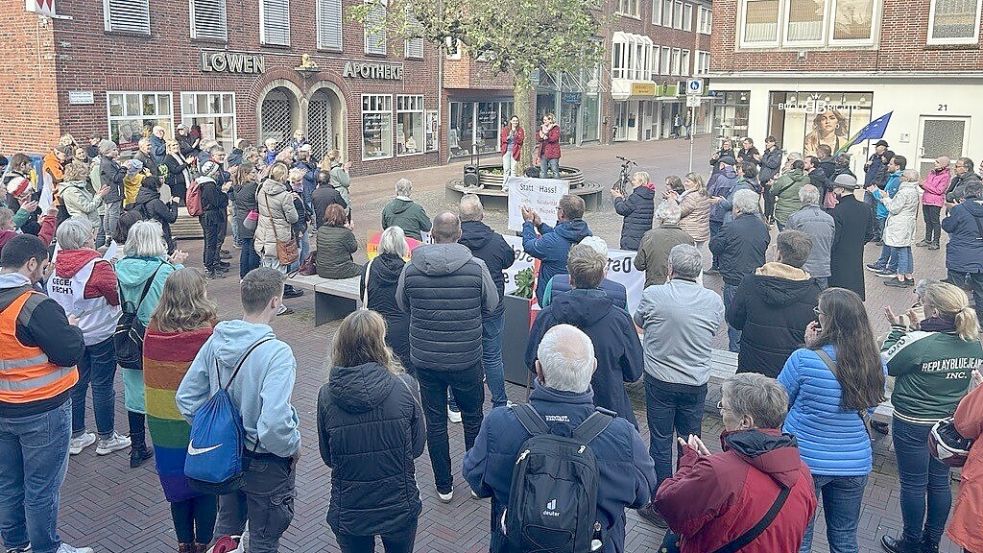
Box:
[813,306,823,317]
[716,400,731,412]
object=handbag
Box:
[263,193,299,265]
[243,209,259,231]
[298,252,317,276]
[814,348,875,438]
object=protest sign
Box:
[507,177,569,232]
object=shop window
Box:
[362,95,393,160]
[652,0,663,24]
[181,92,236,153]
[712,90,750,145]
[107,92,172,150]
[364,0,387,55]
[396,95,424,156]
[260,0,290,46]
[190,0,227,41]
[103,0,150,34]
[698,6,713,33]
[618,0,640,16]
[448,100,513,158]
[830,0,875,43]
[929,0,982,44]
[786,0,825,43]
[766,91,873,157]
[683,3,693,30]
[317,0,343,50]
[741,0,780,45]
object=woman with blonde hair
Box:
[144,268,219,553]
[317,309,425,553]
[361,226,412,371]
[880,282,983,553]
[804,109,849,157]
[669,172,711,247]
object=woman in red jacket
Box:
[947,369,983,553]
[536,113,561,178]
[500,115,524,188]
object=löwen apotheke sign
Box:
[201,51,265,74]
[343,61,403,80]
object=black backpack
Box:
[114,262,164,370]
[503,404,613,553]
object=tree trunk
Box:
[513,73,533,176]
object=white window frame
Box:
[364,0,388,55]
[190,0,228,41]
[827,0,878,46]
[783,0,828,46]
[650,44,660,79]
[681,49,691,75]
[617,0,640,17]
[661,46,672,74]
[663,0,673,25]
[179,92,237,152]
[673,1,684,27]
[652,0,663,24]
[683,3,694,30]
[671,48,682,75]
[103,0,151,34]
[316,0,344,50]
[928,0,983,45]
[444,37,462,59]
[739,0,782,48]
[106,91,173,149]
[695,50,711,74]
[361,94,393,161]
[698,5,713,33]
[259,0,291,46]
[612,33,654,81]
[396,95,425,156]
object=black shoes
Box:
[880,535,939,553]
[130,444,154,469]
[282,286,304,299]
[207,270,227,280]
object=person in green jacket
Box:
[771,159,811,230]
[880,281,983,553]
[381,178,432,241]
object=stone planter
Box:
[444,165,603,211]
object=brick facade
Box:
[0,7,60,153]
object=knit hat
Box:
[832,174,859,190]
[126,158,144,175]
[718,155,737,166]
[200,161,220,177]
[6,176,32,198]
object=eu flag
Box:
[835,111,893,155]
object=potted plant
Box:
[503,268,535,387]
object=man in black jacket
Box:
[458,194,515,408]
[947,157,982,203]
[98,139,128,247]
[397,212,498,503]
[709,189,770,353]
[0,234,89,553]
[131,175,179,253]
[728,230,820,378]
[311,170,347,229]
[198,161,229,279]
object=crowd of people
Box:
[1,127,982,553]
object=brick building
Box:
[1,0,441,175]
[708,0,983,175]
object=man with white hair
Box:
[709,189,770,352]
[135,137,159,178]
[382,178,432,240]
[635,200,695,287]
[633,244,724,527]
[149,126,166,165]
[97,139,127,247]
[787,184,835,289]
[464,325,656,553]
[541,235,628,308]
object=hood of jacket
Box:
[752,264,816,306]
[371,253,407,286]
[260,179,287,195]
[553,219,592,243]
[962,197,983,217]
[134,181,160,207]
[0,272,31,293]
[55,249,103,279]
[409,243,474,276]
[459,220,495,250]
[549,289,613,327]
[115,256,167,288]
[208,319,277,369]
[388,198,417,215]
[638,183,657,194]
[722,429,803,488]
[328,362,396,414]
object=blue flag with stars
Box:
[836,112,893,155]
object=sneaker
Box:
[282,287,305,299]
[5,545,32,553]
[276,305,294,316]
[915,240,930,247]
[56,545,93,553]
[928,242,940,250]
[69,433,96,455]
[95,432,131,455]
[447,407,462,423]
[636,503,668,528]
[874,269,897,278]
[218,260,231,269]
[865,263,886,273]
[905,277,915,287]
[470,489,480,500]
[436,487,453,503]
[884,278,909,288]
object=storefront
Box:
[766,92,873,157]
[447,98,514,159]
[535,69,602,147]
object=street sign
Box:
[686,95,701,108]
[686,78,704,95]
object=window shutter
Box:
[191,0,228,41]
[262,0,290,46]
[364,0,387,55]
[104,0,150,34]
[317,0,343,49]
[404,10,424,58]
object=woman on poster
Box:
[804,109,849,157]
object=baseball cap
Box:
[874,140,889,147]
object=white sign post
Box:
[507,177,570,232]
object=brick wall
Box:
[0,3,60,154]
[710,0,983,73]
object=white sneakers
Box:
[95,432,132,456]
[436,487,453,503]
[57,544,93,553]
[68,433,96,455]
[447,407,462,424]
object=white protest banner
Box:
[502,235,646,314]
[506,177,569,232]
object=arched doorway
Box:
[307,89,335,160]
[260,86,298,148]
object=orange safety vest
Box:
[0,290,78,404]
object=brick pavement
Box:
[53,137,964,553]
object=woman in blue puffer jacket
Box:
[778,287,886,553]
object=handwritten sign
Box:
[507,177,569,232]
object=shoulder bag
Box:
[262,192,299,265]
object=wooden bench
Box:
[285,274,361,326]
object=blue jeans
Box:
[288,232,310,274]
[240,237,261,279]
[709,220,723,269]
[643,377,706,491]
[539,157,559,178]
[893,417,951,546]
[482,312,508,408]
[723,283,741,353]
[872,243,898,273]
[71,336,117,439]
[0,400,71,553]
[230,202,241,248]
[800,474,868,553]
[891,246,913,275]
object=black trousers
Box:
[170,494,218,544]
[923,204,941,243]
[200,211,225,270]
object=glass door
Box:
[917,116,969,176]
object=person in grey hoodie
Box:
[396,212,498,503]
[176,268,301,553]
[787,184,835,289]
